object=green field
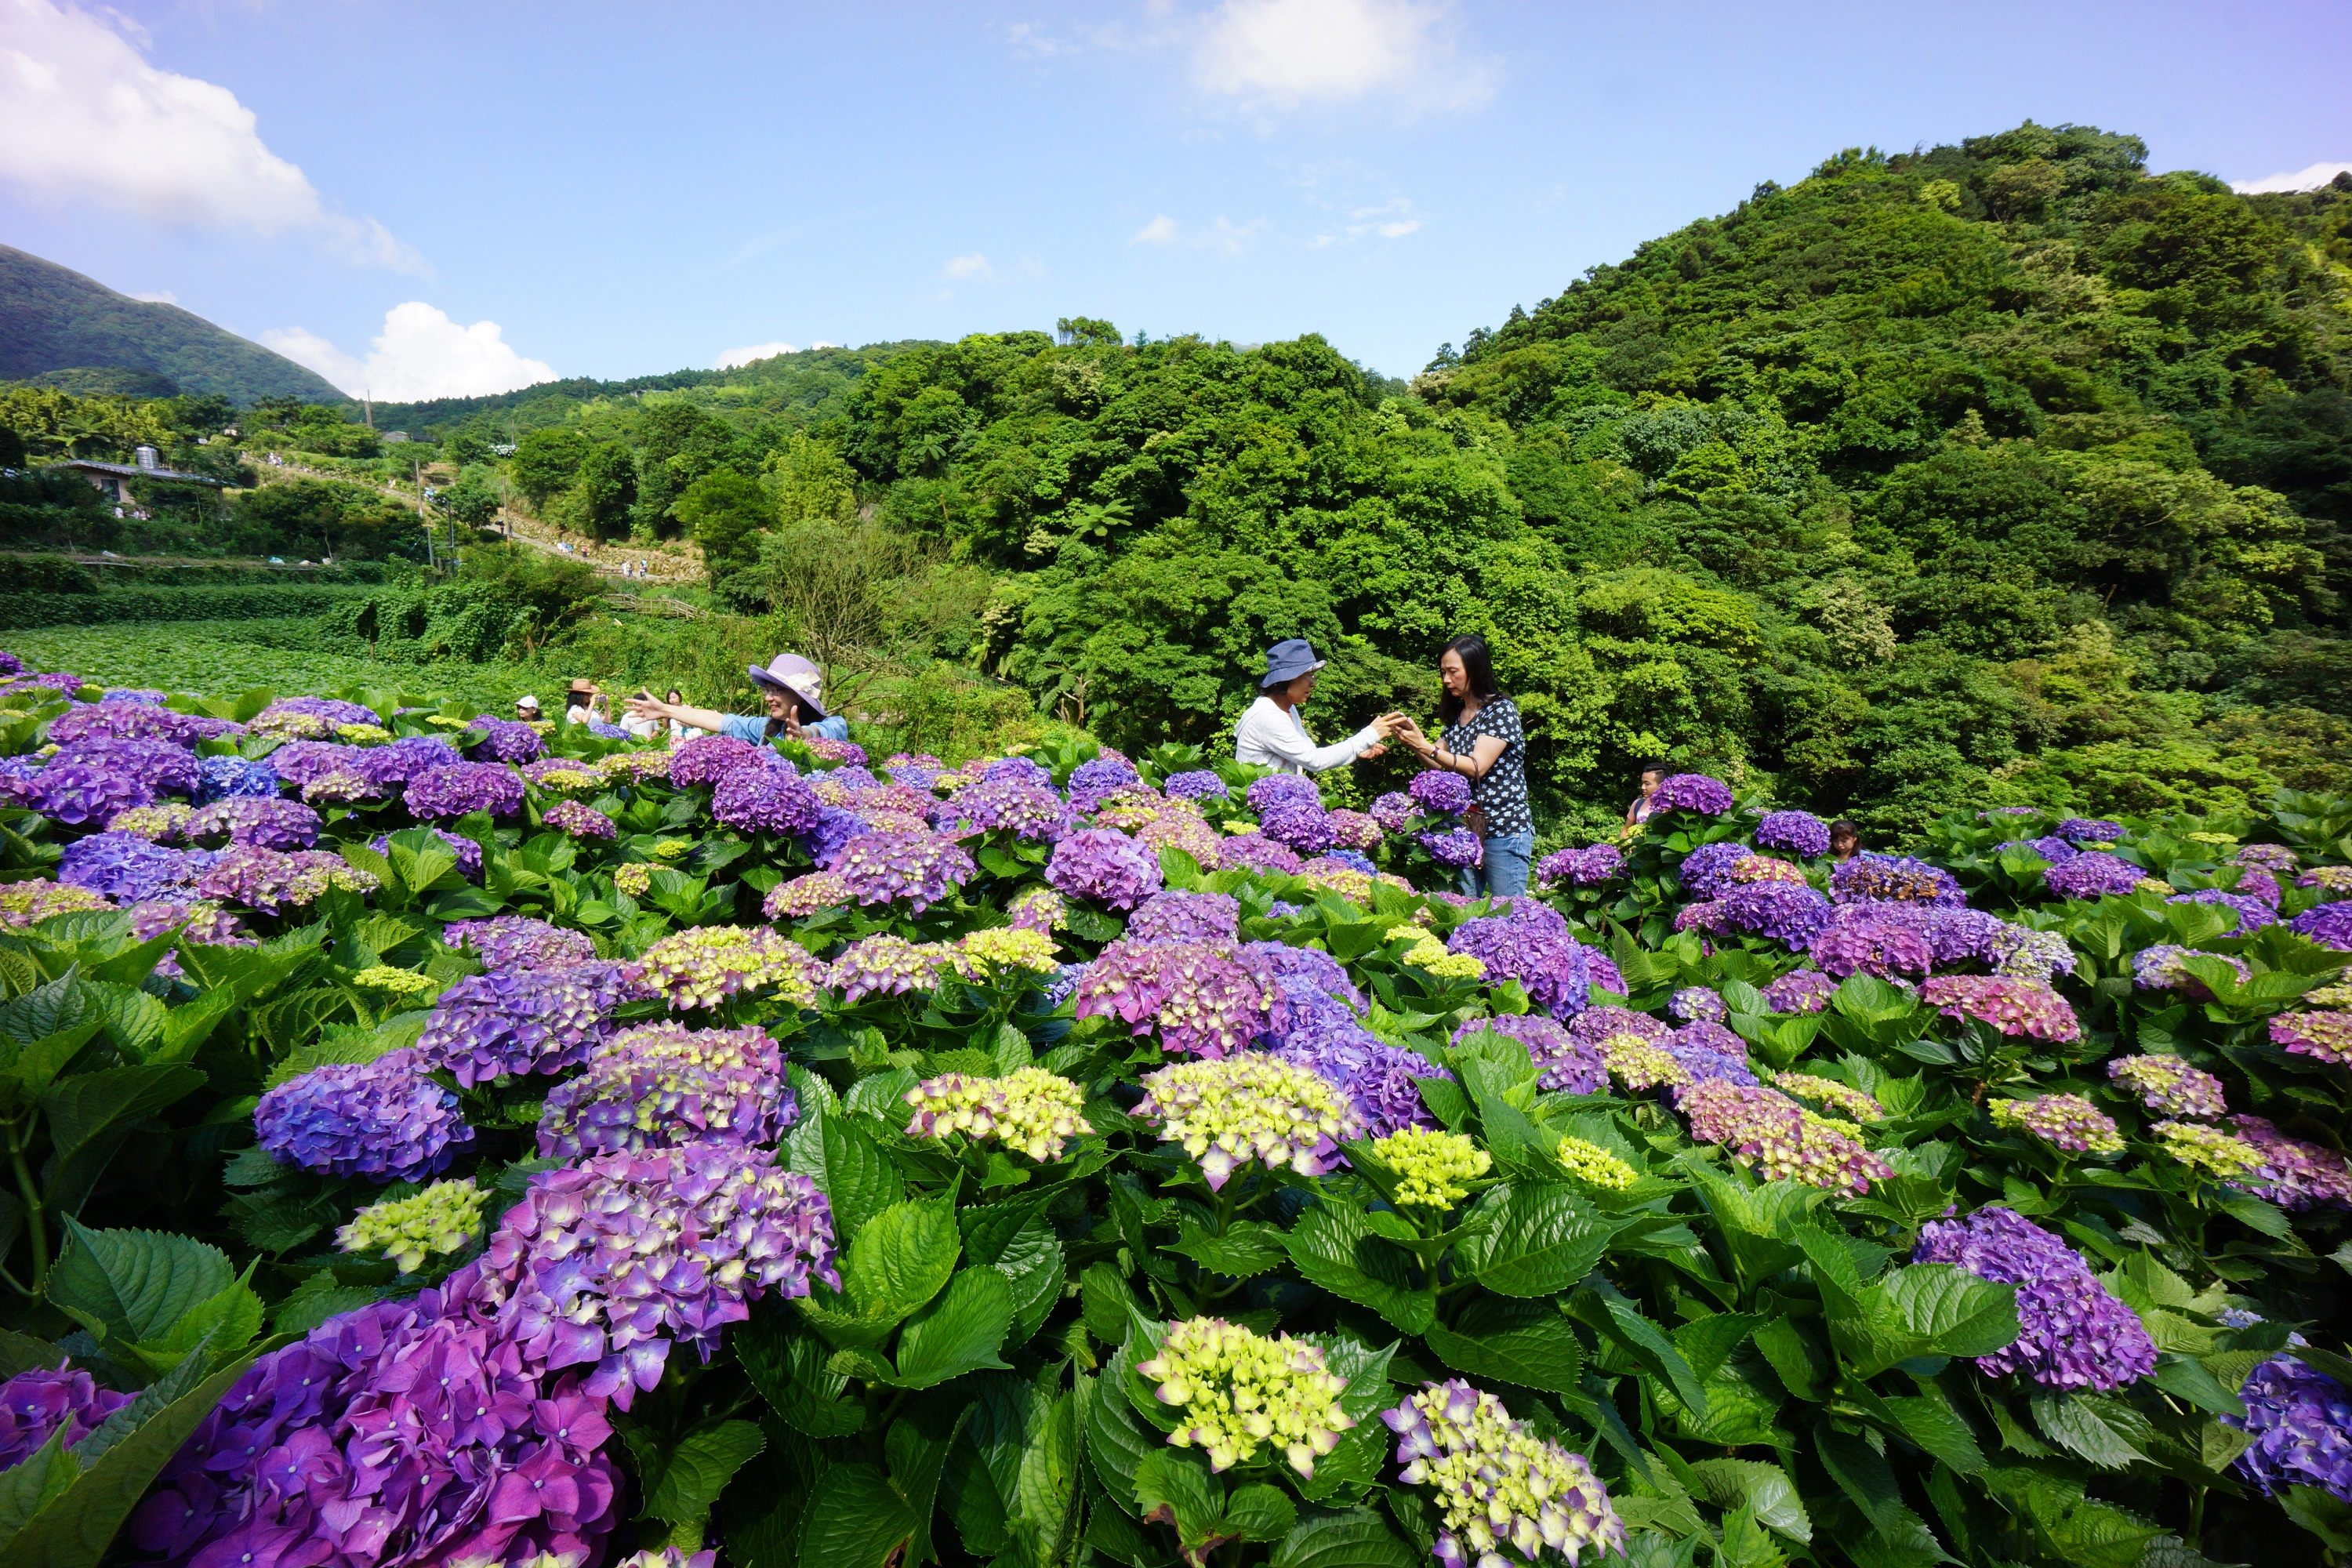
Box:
[4,619,545,709]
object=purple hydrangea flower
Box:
[1677,840,1753,898]
[406,762,525,819]
[2131,944,2249,996]
[58,831,208,902]
[1911,1207,2158,1391]
[1218,833,1305,877]
[1651,773,1734,815]
[1762,967,1838,1013]
[537,1022,794,1159]
[1129,891,1243,945]
[671,733,769,786]
[1046,827,1164,910]
[1714,880,1836,946]
[1164,770,1230,802]
[2044,851,2146,900]
[1670,986,1726,1024]
[2227,1357,2352,1503]
[1420,828,1483,870]
[257,739,364,789]
[980,755,1054,789]
[2291,902,2352,950]
[1446,901,1611,1019]
[478,1145,839,1409]
[1369,791,1417,833]
[0,1363,134,1471]
[1831,852,1965,906]
[47,699,225,748]
[1258,797,1338,855]
[192,844,377,912]
[2234,866,2284,909]
[253,695,381,732]
[1809,905,1936,981]
[1917,975,2082,1041]
[937,776,1071,841]
[1247,773,1322,815]
[2236,843,2299,873]
[2058,817,2125,843]
[34,739,200,822]
[418,961,635,1086]
[255,1047,475,1182]
[356,735,463,789]
[1537,843,1623,888]
[2228,1116,2352,1210]
[186,795,321,850]
[1408,771,1473,817]
[1755,810,1831,858]
[194,753,280,803]
[712,763,822,837]
[1281,1036,1449,1139]
[543,799,618,840]
[448,914,598,969]
[834,830,976,911]
[1068,754,1143,815]
[1077,939,1273,1058]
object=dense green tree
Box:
[510,426,589,507]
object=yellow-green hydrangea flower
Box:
[612,862,655,898]
[1136,1317,1355,1476]
[335,1179,488,1272]
[335,723,394,744]
[1770,1071,1886,1123]
[1373,1127,1491,1208]
[1556,1135,1637,1189]
[1399,934,1485,981]
[351,965,441,998]
[1596,1033,1683,1092]
[652,838,693,861]
[949,924,1061,980]
[2152,1120,2265,1181]
[905,1066,1092,1161]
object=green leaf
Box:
[796,1461,918,1568]
[967,1207,1063,1347]
[1688,1458,1812,1544]
[1457,1182,1611,1297]
[1569,1290,1707,1414]
[2151,1352,2245,1419]
[1269,1508,1421,1568]
[43,1220,231,1348]
[1836,1264,2019,1378]
[1087,1338,1159,1516]
[0,1432,78,1539]
[38,1065,204,1213]
[641,1420,767,1530]
[1225,1485,1297,1543]
[787,1106,904,1240]
[2029,1392,2153,1470]
[1423,1295,1586,1395]
[1877,1391,1985,1474]
[800,1196,959,1348]
[1169,1219,1290,1279]
[1283,1200,1433,1334]
[1135,1449,1224,1554]
[891,1269,1015,1388]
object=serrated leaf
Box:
[1689,1458,1812,1544]
[43,1219,231,1348]
[640,1419,766,1528]
[1087,1338,1158,1516]
[786,1109,903,1241]
[2030,1392,2154,1470]
[796,1461,917,1568]
[1457,1182,1611,1298]
[1169,1219,1290,1279]
[1225,1484,1296,1542]
[1270,1508,1420,1568]
[1424,1295,1586,1395]
[892,1269,1014,1388]
[1283,1201,1433,1334]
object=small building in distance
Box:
[383,431,411,444]
[51,446,227,516]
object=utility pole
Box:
[417,456,434,571]
[362,390,374,430]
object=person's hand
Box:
[624,695,666,720]
[1391,717,1430,751]
[1359,742,1389,761]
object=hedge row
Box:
[0,583,379,630]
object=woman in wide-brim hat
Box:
[625,652,851,745]
[1232,637,1397,775]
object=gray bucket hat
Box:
[1260,638,1327,688]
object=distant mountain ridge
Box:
[0,244,346,405]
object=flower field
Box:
[1,651,2350,1568]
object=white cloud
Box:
[1193,0,1493,111]
[717,341,797,369]
[2232,160,2352,194]
[0,0,422,269]
[942,252,995,281]
[129,289,176,304]
[1127,214,1265,255]
[263,303,555,401]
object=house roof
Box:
[50,459,225,488]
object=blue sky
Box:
[2,0,2347,398]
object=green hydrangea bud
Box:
[336,1178,488,1272]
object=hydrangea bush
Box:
[1,658,2351,1564]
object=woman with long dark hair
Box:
[1389,633,1535,896]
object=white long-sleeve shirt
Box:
[1232,695,1382,775]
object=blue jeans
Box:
[1459,830,1536,899]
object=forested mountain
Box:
[15,122,2351,840]
[0,243,346,404]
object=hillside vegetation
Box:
[0,243,346,404]
[9,122,2352,842]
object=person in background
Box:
[1625,763,1668,829]
[1388,634,1536,897]
[1830,819,1863,862]
[1233,639,1396,774]
[659,688,702,746]
[564,680,609,726]
[627,653,850,746]
[514,693,544,724]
